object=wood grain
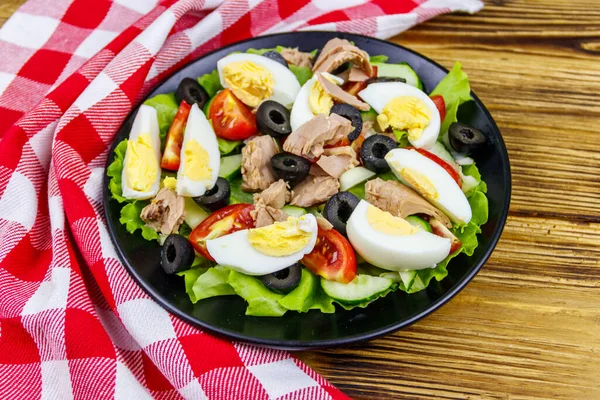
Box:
[296,1,600,398]
[2,0,599,398]
[0,0,25,27]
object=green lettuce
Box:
[177,266,208,303]
[106,139,128,203]
[289,65,313,85]
[228,270,287,317]
[228,177,254,204]
[430,62,472,135]
[119,201,159,241]
[279,269,335,313]
[462,163,487,195]
[393,129,410,147]
[369,54,389,63]
[217,137,242,155]
[193,266,236,302]
[197,69,223,98]
[143,93,178,141]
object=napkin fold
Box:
[0,0,482,398]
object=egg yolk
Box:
[308,75,339,115]
[222,61,273,107]
[377,96,431,141]
[248,217,312,257]
[399,167,438,200]
[183,139,212,182]
[125,134,157,192]
[162,176,177,190]
[366,205,416,236]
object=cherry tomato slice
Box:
[302,227,357,284]
[161,100,191,171]
[410,147,462,188]
[430,95,446,121]
[189,204,255,261]
[209,89,257,141]
[429,218,462,254]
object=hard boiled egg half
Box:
[206,214,318,276]
[385,148,472,224]
[290,72,344,131]
[217,53,301,108]
[346,200,451,271]
[176,104,220,197]
[358,82,441,149]
[122,105,161,200]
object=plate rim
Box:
[102,31,512,350]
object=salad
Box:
[107,38,489,317]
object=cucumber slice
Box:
[398,270,417,290]
[361,108,378,123]
[372,62,424,90]
[405,215,432,233]
[218,154,242,181]
[339,166,376,191]
[282,205,306,217]
[321,275,393,304]
[184,197,209,229]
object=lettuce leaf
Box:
[217,137,242,155]
[430,62,472,135]
[289,65,313,85]
[107,139,128,203]
[119,201,159,241]
[177,266,209,303]
[393,129,410,147]
[197,69,223,98]
[190,266,236,302]
[462,163,487,194]
[279,269,335,313]
[228,270,287,317]
[228,177,254,204]
[143,93,178,142]
[370,54,389,63]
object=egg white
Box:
[290,72,344,131]
[346,200,451,271]
[206,214,318,276]
[385,148,472,224]
[217,53,301,108]
[176,104,220,197]
[121,104,162,200]
[358,82,441,149]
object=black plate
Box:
[103,32,511,350]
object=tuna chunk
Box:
[316,73,370,111]
[140,188,185,235]
[283,113,352,159]
[316,146,359,178]
[253,179,290,209]
[251,179,291,228]
[290,175,339,208]
[313,38,373,77]
[365,178,452,228]
[348,66,370,82]
[241,135,279,192]
[280,47,314,68]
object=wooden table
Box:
[2,0,599,398]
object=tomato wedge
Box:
[161,100,191,171]
[209,89,257,141]
[189,204,255,261]
[302,227,357,284]
[410,147,462,188]
[430,95,446,121]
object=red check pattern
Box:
[0,0,483,398]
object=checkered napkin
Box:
[0,0,483,398]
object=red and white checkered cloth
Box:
[0,0,483,398]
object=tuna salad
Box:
[107,38,489,317]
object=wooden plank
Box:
[0,0,25,27]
